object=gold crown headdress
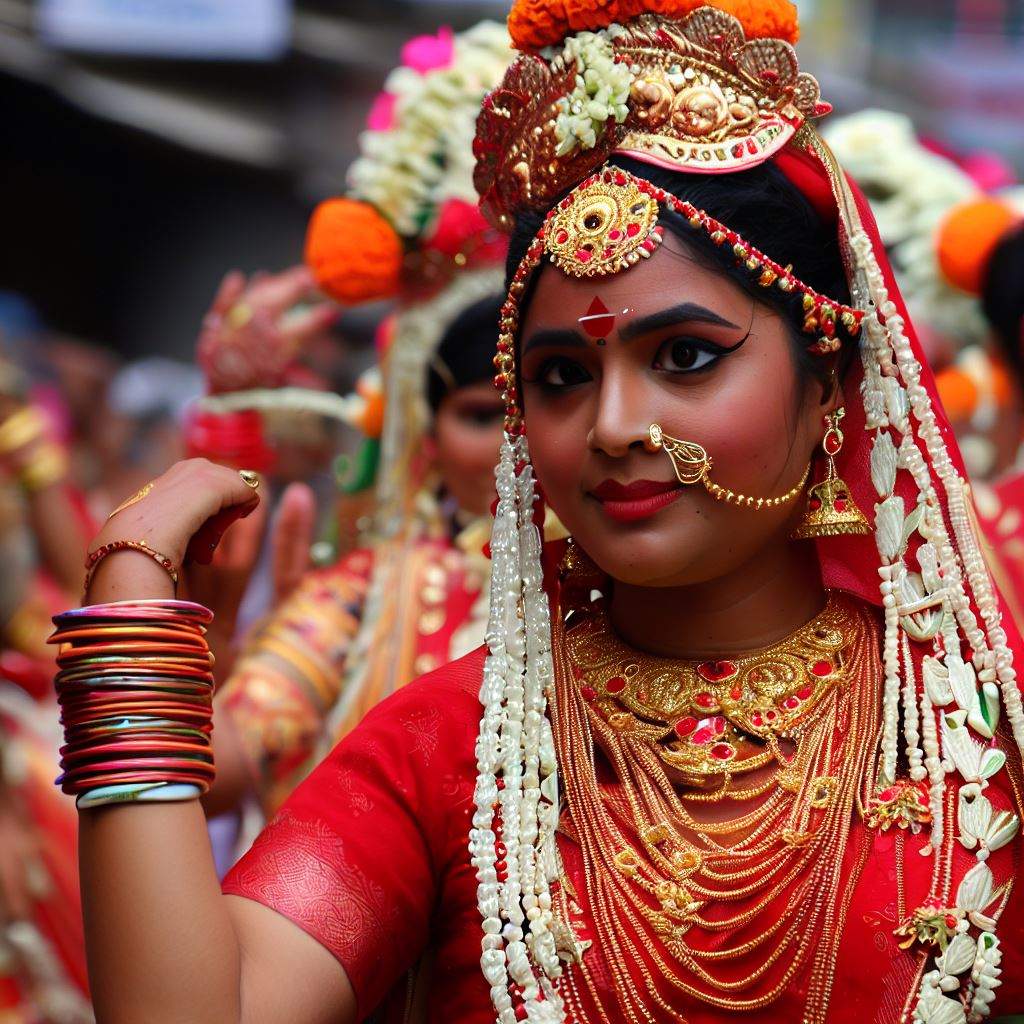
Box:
[470,5,1024,1024]
[475,6,823,228]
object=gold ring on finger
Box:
[227,302,254,330]
[239,469,260,489]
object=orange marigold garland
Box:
[508,0,798,50]
[304,198,403,305]
[563,0,621,34]
[937,196,1019,297]
[508,0,570,51]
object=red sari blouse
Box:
[223,613,1024,1023]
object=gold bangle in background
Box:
[107,482,154,521]
[20,443,69,493]
[0,407,46,456]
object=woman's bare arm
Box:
[75,461,356,1024]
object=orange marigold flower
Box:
[564,0,620,33]
[508,0,569,51]
[508,0,799,49]
[304,198,403,305]
[938,197,1019,296]
[713,0,799,42]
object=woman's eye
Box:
[653,337,722,374]
[526,358,592,389]
[459,407,505,426]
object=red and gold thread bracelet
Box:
[83,540,179,596]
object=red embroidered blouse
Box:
[223,635,1024,1023]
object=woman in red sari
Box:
[54,3,1024,1023]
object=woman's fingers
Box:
[211,482,268,570]
[282,302,339,347]
[209,270,247,317]
[247,266,319,318]
[271,482,316,604]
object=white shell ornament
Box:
[876,495,906,562]
[935,932,977,977]
[871,431,898,498]
[915,985,967,1024]
[947,658,979,716]
[942,711,985,782]
[957,861,998,930]
[923,656,954,707]
[958,782,1019,862]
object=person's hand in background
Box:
[197,267,338,394]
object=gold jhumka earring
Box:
[648,423,809,510]
[792,407,871,538]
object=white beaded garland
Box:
[471,433,565,1021]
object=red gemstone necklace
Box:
[550,590,883,1021]
[565,592,855,789]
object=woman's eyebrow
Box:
[521,328,589,356]
[619,302,740,341]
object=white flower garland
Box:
[842,171,1023,1020]
[824,110,988,351]
[545,27,631,157]
[348,21,512,238]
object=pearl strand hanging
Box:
[471,432,566,1024]
[473,434,521,1021]
[514,449,562,981]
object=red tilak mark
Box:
[578,296,616,339]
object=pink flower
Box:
[401,26,454,75]
[366,91,397,132]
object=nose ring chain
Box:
[648,423,810,510]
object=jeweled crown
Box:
[474,6,829,229]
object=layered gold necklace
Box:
[550,590,881,1024]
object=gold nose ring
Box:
[648,424,809,510]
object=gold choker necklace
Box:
[564,594,854,788]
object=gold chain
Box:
[704,461,811,510]
[550,592,882,1022]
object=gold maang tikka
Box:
[792,407,871,538]
[491,168,864,434]
[648,423,809,510]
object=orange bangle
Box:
[83,540,179,596]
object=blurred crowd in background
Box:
[0,0,1023,1019]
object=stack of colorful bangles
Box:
[49,599,216,809]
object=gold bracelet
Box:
[20,443,69,493]
[83,539,179,596]
[0,407,46,456]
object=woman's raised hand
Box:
[197,266,338,395]
[86,459,261,604]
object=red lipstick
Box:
[590,478,683,523]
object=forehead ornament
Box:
[545,175,663,277]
